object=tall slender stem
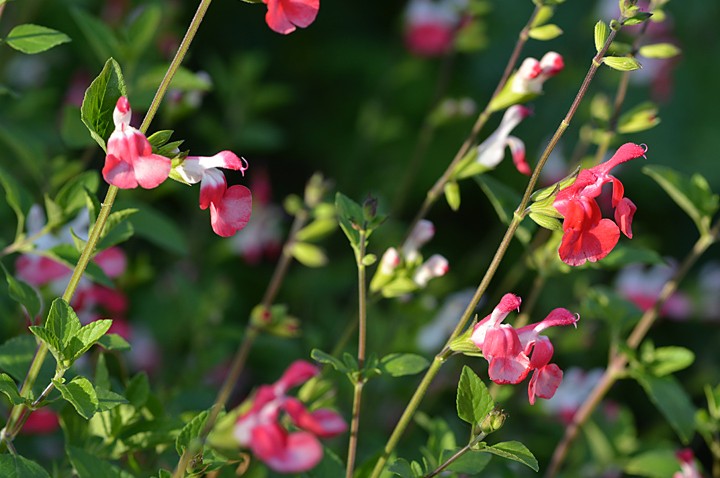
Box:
[346,229,368,478]
[545,221,720,478]
[403,4,541,244]
[370,25,623,478]
[1,0,215,448]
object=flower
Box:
[102,97,171,189]
[22,409,60,435]
[552,143,647,266]
[470,293,578,404]
[511,52,564,95]
[403,0,463,57]
[674,449,703,478]
[174,151,252,237]
[234,360,346,473]
[263,0,319,35]
[413,254,449,287]
[474,105,532,175]
[615,262,692,320]
[402,219,435,262]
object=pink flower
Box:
[512,52,564,95]
[22,409,60,435]
[553,143,647,266]
[615,262,692,320]
[234,360,346,473]
[403,0,461,57]
[474,105,532,175]
[263,0,319,35]
[674,449,703,478]
[102,97,171,189]
[174,151,252,237]
[470,294,578,404]
[413,254,449,287]
[402,219,435,262]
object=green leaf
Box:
[97,208,138,250]
[0,454,51,478]
[80,58,127,152]
[594,21,610,52]
[635,373,696,443]
[643,345,695,377]
[5,24,70,54]
[444,181,461,211]
[28,327,64,365]
[0,373,27,405]
[176,409,210,455]
[67,319,112,362]
[125,372,150,409]
[138,65,213,93]
[617,102,660,134]
[623,11,653,25]
[643,165,719,236]
[380,277,419,298]
[530,6,554,28]
[379,353,429,377]
[0,335,54,383]
[456,366,494,426]
[96,387,128,412]
[475,175,533,244]
[624,449,681,478]
[442,449,491,474]
[67,446,134,478]
[125,4,162,60]
[295,218,337,242]
[528,24,563,41]
[602,56,642,71]
[120,202,188,255]
[70,8,120,65]
[54,376,99,420]
[0,164,33,240]
[388,459,419,478]
[0,262,40,318]
[483,441,539,472]
[44,299,81,350]
[97,334,131,352]
[311,348,348,374]
[335,193,364,250]
[290,242,328,267]
[638,42,681,59]
[55,172,100,216]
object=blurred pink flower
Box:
[511,52,564,95]
[553,143,646,266]
[174,151,252,237]
[22,409,60,435]
[234,360,346,473]
[103,97,172,189]
[413,254,449,287]
[615,262,692,320]
[264,0,319,35]
[403,0,463,57]
[674,449,703,478]
[475,105,532,175]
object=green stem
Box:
[1,0,214,449]
[545,221,720,478]
[370,24,623,478]
[403,4,541,244]
[346,229,368,478]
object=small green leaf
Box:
[0,454,51,478]
[645,345,695,377]
[617,101,660,133]
[311,349,348,374]
[125,372,150,409]
[0,335,54,383]
[380,277,419,298]
[176,409,210,455]
[0,262,40,318]
[456,365,494,426]
[475,176,533,244]
[635,372,696,443]
[96,334,131,352]
[624,449,682,478]
[54,376,99,420]
[67,319,112,361]
[28,326,64,364]
[5,24,71,54]
[643,165,719,236]
[96,387,128,412]
[443,449,491,474]
[602,56,642,71]
[379,353,429,377]
[0,373,27,405]
[594,21,609,52]
[483,441,539,471]
[623,11,653,25]
[388,458,419,478]
[528,24,563,41]
[0,164,33,240]
[295,218,337,242]
[289,242,328,267]
[67,446,134,478]
[44,299,81,349]
[638,42,681,59]
[530,6,555,28]
[335,193,364,249]
[444,181,461,211]
[80,58,127,152]
[55,172,100,216]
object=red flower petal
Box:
[209,185,252,237]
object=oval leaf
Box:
[54,376,99,420]
[379,353,429,377]
[484,441,539,472]
[5,24,70,54]
[638,42,681,59]
[290,242,328,267]
[594,21,609,53]
[456,365,494,426]
[602,56,642,71]
[81,58,127,152]
[528,24,563,41]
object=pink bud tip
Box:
[116,96,130,114]
[498,293,522,313]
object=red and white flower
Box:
[553,143,647,266]
[263,0,319,35]
[475,105,532,175]
[103,97,171,189]
[403,0,463,57]
[234,360,346,473]
[511,52,564,95]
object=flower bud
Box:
[479,408,507,435]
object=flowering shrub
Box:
[0,0,717,477]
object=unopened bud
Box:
[363,195,378,221]
[479,408,507,435]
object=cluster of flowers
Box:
[103,97,251,237]
[233,360,346,473]
[469,293,579,404]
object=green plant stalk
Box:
[370,25,623,478]
[403,4,541,244]
[545,221,720,478]
[1,0,214,448]
[173,207,310,477]
[346,229,368,478]
[425,431,487,478]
